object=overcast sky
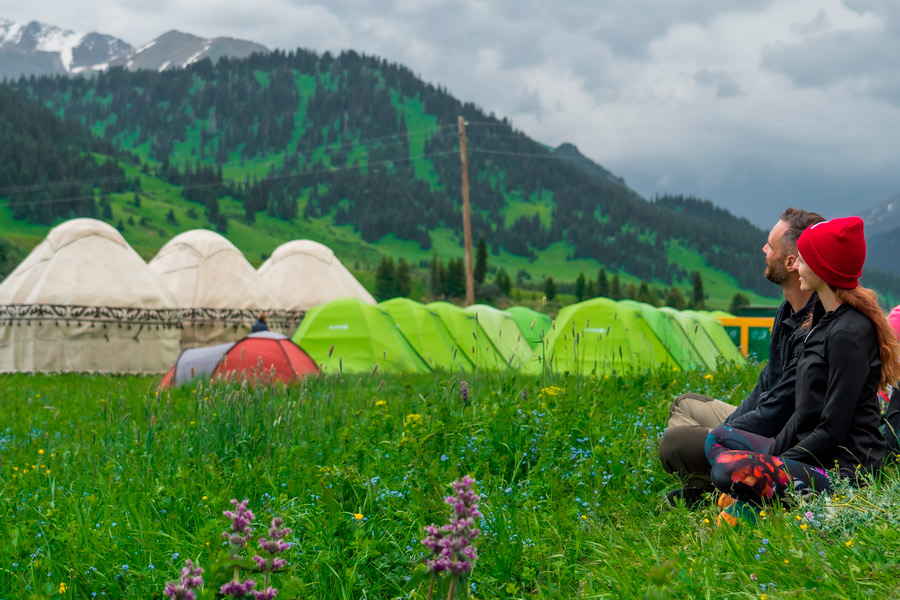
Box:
[6,0,900,227]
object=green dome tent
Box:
[533,298,679,374]
[426,302,510,371]
[659,308,744,371]
[618,300,707,370]
[465,304,533,369]
[687,310,745,365]
[292,297,430,374]
[506,306,553,349]
[380,298,475,372]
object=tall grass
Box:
[1,366,898,598]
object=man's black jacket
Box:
[723,293,824,437]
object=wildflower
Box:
[223,499,255,552]
[59,582,67,593]
[421,475,482,576]
[38,449,44,455]
[220,578,256,598]
[202,496,207,501]
[353,513,364,521]
[163,559,204,600]
[251,517,290,599]
[845,540,853,547]
[375,400,387,408]
[800,524,808,531]
[460,380,469,402]
[704,374,713,380]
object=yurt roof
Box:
[258,240,375,311]
[149,229,273,309]
[0,218,179,309]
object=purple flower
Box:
[252,587,279,600]
[421,475,481,575]
[220,578,257,598]
[460,381,469,403]
[163,559,203,600]
[223,499,255,553]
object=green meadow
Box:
[2,365,899,599]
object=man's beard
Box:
[764,259,789,284]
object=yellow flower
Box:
[703,518,710,524]
[761,595,768,600]
[374,400,387,407]
[784,559,789,564]
[704,374,714,380]
[353,513,364,521]
[800,523,808,531]
[845,540,853,547]
[38,449,44,455]
[45,470,51,475]
[201,496,207,501]
[59,582,67,593]
[580,514,587,520]
[759,511,767,517]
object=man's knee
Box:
[658,426,714,485]
[668,393,733,429]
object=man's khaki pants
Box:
[658,393,736,488]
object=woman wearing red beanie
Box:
[705,216,900,525]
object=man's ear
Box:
[784,253,798,270]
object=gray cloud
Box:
[694,68,742,98]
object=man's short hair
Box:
[780,207,825,253]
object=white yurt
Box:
[258,240,375,333]
[149,229,281,347]
[0,218,182,373]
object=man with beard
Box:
[659,208,825,507]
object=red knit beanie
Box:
[796,216,866,289]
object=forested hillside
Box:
[0,85,136,223]
[4,49,900,303]
[8,50,770,294]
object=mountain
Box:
[0,18,266,79]
[552,143,626,187]
[0,18,132,79]
[107,30,267,72]
[859,192,900,237]
[859,192,900,277]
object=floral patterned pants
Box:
[705,426,831,506]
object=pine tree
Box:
[637,281,653,305]
[626,283,638,300]
[597,269,610,298]
[692,271,706,309]
[395,258,412,298]
[474,236,488,285]
[665,287,686,310]
[544,276,556,301]
[375,256,396,300]
[495,268,511,296]
[446,258,466,299]
[430,255,443,298]
[610,275,622,301]
[729,292,749,315]
[575,272,586,302]
[585,279,595,299]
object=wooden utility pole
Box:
[458,115,475,306]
